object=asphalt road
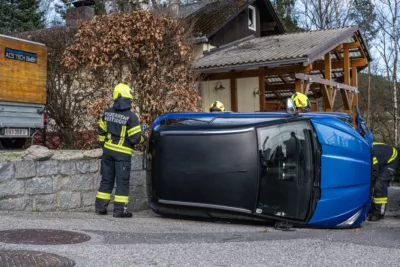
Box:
[0,188,400,267]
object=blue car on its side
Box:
[145,104,373,229]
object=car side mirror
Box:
[284,98,297,115]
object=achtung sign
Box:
[5,47,37,63]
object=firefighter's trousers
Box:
[371,161,398,216]
[95,148,131,212]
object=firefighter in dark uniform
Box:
[368,142,399,221]
[95,83,145,218]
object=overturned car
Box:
[145,102,374,228]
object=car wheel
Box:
[0,138,27,149]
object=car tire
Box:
[0,138,27,149]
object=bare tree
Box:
[375,0,400,145]
[296,0,353,30]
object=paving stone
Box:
[59,161,78,175]
[32,194,57,211]
[0,163,14,182]
[25,177,53,195]
[58,192,81,210]
[0,180,24,198]
[71,174,95,191]
[14,160,36,179]
[37,161,59,176]
[76,160,99,174]
[131,153,144,171]
[0,196,30,211]
[81,191,96,207]
[130,170,146,186]
[53,175,72,192]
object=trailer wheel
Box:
[0,138,27,149]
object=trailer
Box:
[0,34,47,149]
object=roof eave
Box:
[306,25,360,65]
[196,57,310,73]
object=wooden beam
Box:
[202,65,313,81]
[353,34,367,59]
[343,42,361,49]
[351,67,358,127]
[259,71,266,112]
[342,48,351,113]
[321,85,333,111]
[313,58,368,70]
[294,73,357,93]
[334,44,343,51]
[324,53,332,112]
[295,79,302,93]
[230,78,238,112]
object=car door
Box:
[354,106,373,146]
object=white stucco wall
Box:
[237,77,260,112]
[193,43,216,60]
[200,80,231,112]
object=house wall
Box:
[237,77,260,112]
[200,80,231,111]
[209,6,260,47]
[193,43,216,60]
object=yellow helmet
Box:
[209,101,225,112]
[113,83,133,100]
[291,92,310,109]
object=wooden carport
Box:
[195,26,371,123]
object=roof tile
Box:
[194,26,359,70]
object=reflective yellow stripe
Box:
[373,197,388,204]
[388,148,398,163]
[98,135,105,142]
[96,191,111,200]
[128,125,141,136]
[99,118,107,131]
[373,157,378,165]
[373,142,384,145]
[107,133,112,143]
[140,135,145,144]
[114,195,129,203]
[118,125,127,146]
[104,142,133,155]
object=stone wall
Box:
[0,152,148,212]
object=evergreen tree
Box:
[349,0,378,43]
[0,0,45,34]
[270,0,301,32]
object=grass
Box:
[0,153,22,163]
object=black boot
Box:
[113,204,132,218]
[95,198,110,215]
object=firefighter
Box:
[209,101,225,112]
[291,92,311,112]
[368,142,399,221]
[95,83,145,218]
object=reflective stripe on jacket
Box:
[98,98,144,155]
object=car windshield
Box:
[257,120,315,220]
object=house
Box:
[176,0,371,117]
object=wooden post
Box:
[324,53,332,111]
[259,72,266,112]
[341,48,351,113]
[230,78,238,112]
[352,67,358,127]
[295,79,302,93]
